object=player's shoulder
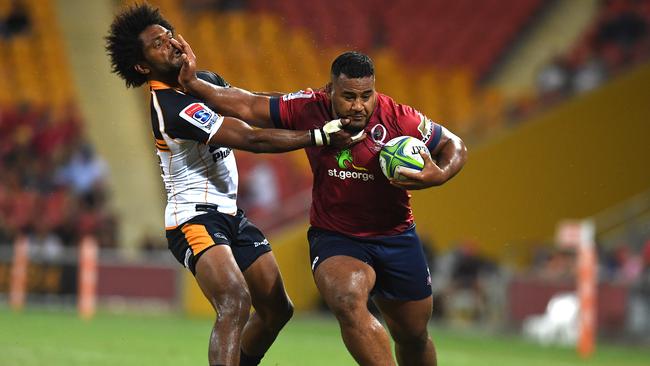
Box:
[281,89,328,104]
[375,93,439,140]
[380,93,417,115]
[197,70,230,88]
[153,87,198,113]
[375,93,420,124]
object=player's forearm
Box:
[246,129,313,153]
[434,136,467,184]
[253,91,284,97]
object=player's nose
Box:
[351,99,364,111]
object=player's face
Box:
[330,74,377,132]
[138,25,183,78]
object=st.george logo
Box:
[328,149,375,182]
[336,149,368,171]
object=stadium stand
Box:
[518,0,650,120]
[0,0,115,251]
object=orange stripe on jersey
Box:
[155,139,170,152]
[181,224,215,256]
[149,80,172,90]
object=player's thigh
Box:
[242,251,291,314]
[314,255,376,311]
[371,228,432,301]
[195,245,250,308]
[373,296,433,340]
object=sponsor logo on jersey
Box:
[254,239,269,248]
[184,248,192,268]
[336,149,367,171]
[213,232,229,243]
[328,149,375,181]
[282,90,314,101]
[328,169,375,181]
[179,103,221,132]
[209,146,231,162]
[417,113,434,143]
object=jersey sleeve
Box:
[398,105,443,151]
[197,70,230,88]
[269,90,318,130]
[163,94,225,144]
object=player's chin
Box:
[170,59,183,69]
[344,118,367,132]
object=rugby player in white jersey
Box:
[105,4,363,366]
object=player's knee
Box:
[279,299,294,324]
[328,291,367,321]
[214,288,252,321]
[269,298,295,328]
[256,296,294,330]
[392,327,430,350]
[274,299,294,328]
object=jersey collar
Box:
[149,80,184,92]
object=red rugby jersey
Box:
[270,90,442,237]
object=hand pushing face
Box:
[137,24,183,77]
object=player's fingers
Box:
[170,38,182,50]
[176,34,195,57]
[176,33,188,48]
[420,149,435,167]
[339,118,351,128]
[395,166,421,180]
[351,131,366,142]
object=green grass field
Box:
[1,307,648,366]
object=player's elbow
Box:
[457,138,468,165]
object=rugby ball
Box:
[379,136,428,180]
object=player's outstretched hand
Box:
[389,150,446,190]
[326,118,366,149]
[171,34,198,89]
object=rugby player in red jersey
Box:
[174,35,467,366]
[105,4,362,366]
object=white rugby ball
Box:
[379,136,427,180]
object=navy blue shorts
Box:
[166,210,271,275]
[308,225,432,301]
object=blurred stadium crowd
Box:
[0,0,649,340]
[0,0,117,261]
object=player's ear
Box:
[134,63,150,75]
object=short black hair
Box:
[105,3,174,88]
[330,51,374,79]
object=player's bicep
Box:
[206,86,273,128]
[249,95,274,128]
[428,125,453,157]
[398,111,443,153]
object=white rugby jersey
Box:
[149,72,237,229]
